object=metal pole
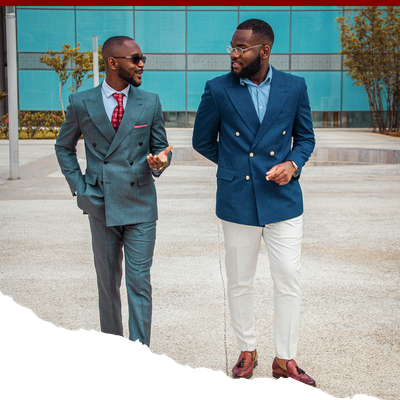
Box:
[92,36,99,87]
[5,6,19,180]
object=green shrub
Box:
[0,111,65,139]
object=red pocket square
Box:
[133,124,148,129]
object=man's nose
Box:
[230,50,240,60]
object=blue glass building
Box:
[9,6,372,128]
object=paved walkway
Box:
[0,128,399,400]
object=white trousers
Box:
[222,215,303,360]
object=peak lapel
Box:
[251,68,288,151]
[106,86,146,158]
[224,77,260,135]
[84,86,115,144]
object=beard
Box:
[118,65,141,87]
[231,54,261,79]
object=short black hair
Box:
[102,36,133,58]
[237,19,274,48]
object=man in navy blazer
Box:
[55,36,172,346]
[192,19,316,385]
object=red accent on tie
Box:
[111,93,124,132]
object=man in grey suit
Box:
[55,36,172,347]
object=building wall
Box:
[15,6,371,128]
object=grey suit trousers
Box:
[88,215,156,346]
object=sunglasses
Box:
[112,54,147,65]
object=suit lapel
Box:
[106,86,146,158]
[251,67,288,151]
[84,86,115,144]
[224,77,260,135]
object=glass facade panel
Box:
[239,12,290,54]
[293,6,341,10]
[18,6,74,8]
[240,6,290,10]
[136,6,186,10]
[76,11,134,51]
[139,71,186,111]
[135,11,186,53]
[291,71,341,112]
[291,11,340,53]
[188,7,238,10]
[187,12,238,53]
[76,6,133,9]
[19,71,72,111]
[342,74,370,111]
[187,71,227,111]
[17,9,75,52]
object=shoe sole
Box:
[272,372,317,387]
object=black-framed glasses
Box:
[112,54,146,65]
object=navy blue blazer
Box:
[192,67,315,227]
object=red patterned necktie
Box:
[111,93,124,132]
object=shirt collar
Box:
[102,79,130,98]
[240,64,273,87]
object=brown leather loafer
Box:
[232,349,258,379]
[272,358,316,387]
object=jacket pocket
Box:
[84,172,97,186]
[129,127,148,135]
[216,166,235,181]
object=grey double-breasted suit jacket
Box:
[55,83,172,227]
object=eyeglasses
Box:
[226,44,264,55]
[112,54,147,65]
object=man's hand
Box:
[147,145,173,170]
[266,161,296,186]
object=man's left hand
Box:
[147,145,173,170]
[266,161,296,186]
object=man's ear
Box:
[108,57,117,70]
[261,44,271,60]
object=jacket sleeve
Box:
[149,94,172,177]
[285,78,315,179]
[54,94,85,196]
[192,80,220,165]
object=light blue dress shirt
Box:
[101,79,129,121]
[240,65,298,175]
[240,64,273,123]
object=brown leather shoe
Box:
[272,358,316,387]
[232,350,258,379]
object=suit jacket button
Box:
[93,143,96,147]
[129,161,133,165]
[236,132,240,136]
[246,175,250,180]
[130,182,135,186]
[282,131,286,135]
[249,152,254,157]
[270,151,275,156]
[104,161,109,164]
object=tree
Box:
[337,6,400,133]
[39,44,77,118]
[70,44,105,94]
[39,44,105,116]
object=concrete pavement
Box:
[0,128,399,400]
